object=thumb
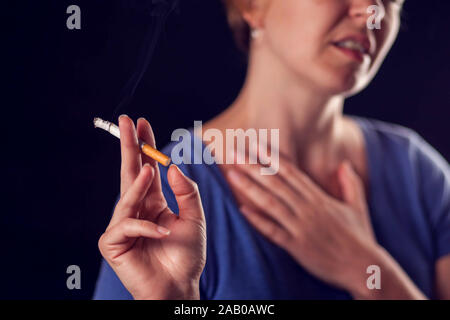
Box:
[337,161,368,214]
[168,165,205,222]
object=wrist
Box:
[133,279,200,300]
[345,243,387,299]
[347,245,427,300]
[338,241,390,299]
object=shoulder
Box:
[354,116,424,150]
[354,116,450,214]
[354,116,449,176]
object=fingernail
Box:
[170,164,185,177]
[119,114,128,122]
[143,163,152,170]
[157,226,171,235]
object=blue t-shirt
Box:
[93,117,450,299]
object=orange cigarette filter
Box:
[140,142,171,166]
[94,117,172,167]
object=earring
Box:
[251,28,262,39]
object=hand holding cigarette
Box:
[97,116,206,300]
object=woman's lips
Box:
[332,44,366,63]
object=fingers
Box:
[99,217,170,258]
[227,169,297,235]
[240,205,291,248]
[247,143,320,202]
[110,164,155,226]
[167,165,205,223]
[337,161,368,214]
[119,115,142,197]
[136,118,157,167]
[136,118,165,195]
[276,156,321,202]
[231,160,305,213]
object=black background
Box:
[4,0,450,299]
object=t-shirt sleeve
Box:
[93,258,133,300]
[413,134,450,260]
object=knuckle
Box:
[180,176,200,195]
[266,223,278,237]
[308,192,323,205]
[178,184,200,203]
[294,229,305,244]
[237,174,251,189]
[289,225,301,239]
[137,219,147,229]
[121,218,133,233]
[274,202,290,218]
[270,176,284,190]
[270,224,283,242]
[118,197,130,210]
[265,195,278,208]
[98,233,107,253]
[190,181,199,194]
[321,196,337,212]
[272,228,287,244]
[122,134,138,148]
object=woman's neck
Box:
[206,56,349,173]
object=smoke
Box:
[112,0,180,119]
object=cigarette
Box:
[93,117,171,167]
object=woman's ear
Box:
[237,0,271,30]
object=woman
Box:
[94,0,450,299]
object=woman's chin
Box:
[292,66,371,97]
[317,76,359,96]
[320,71,371,97]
